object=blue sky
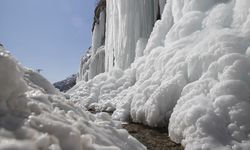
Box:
[0,0,96,82]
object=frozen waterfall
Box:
[70,0,250,149]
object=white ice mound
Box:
[69,0,250,149]
[0,46,146,150]
[0,46,27,115]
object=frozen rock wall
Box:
[77,48,92,81]
[69,0,250,149]
[78,0,165,81]
[92,0,106,54]
[77,0,106,82]
[105,0,160,71]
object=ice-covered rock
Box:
[69,0,250,149]
[78,0,165,82]
[78,0,106,82]
[77,48,92,81]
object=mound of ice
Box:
[0,46,145,150]
[69,0,250,149]
[0,46,27,115]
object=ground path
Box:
[122,122,184,150]
[90,109,184,150]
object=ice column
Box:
[92,11,106,54]
[78,0,106,81]
[105,0,160,71]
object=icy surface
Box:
[0,46,146,150]
[78,1,106,82]
[105,0,159,71]
[69,0,250,149]
[78,46,105,82]
[77,48,92,81]
[92,11,106,54]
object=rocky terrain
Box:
[53,74,77,92]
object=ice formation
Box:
[78,0,106,81]
[105,0,163,71]
[69,0,250,149]
[0,45,146,150]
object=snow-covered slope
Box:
[69,0,250,149]
[0,46,146,150]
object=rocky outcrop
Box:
[53,74,77,92]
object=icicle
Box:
[105,0,158,71]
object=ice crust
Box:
[69,0,250,149]
[0,46,146,150]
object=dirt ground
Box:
[91,110,184,150]
[122,123,184,150]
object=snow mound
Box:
[0,46,146,150]
[0,46,27,115]
[69,0,250,149]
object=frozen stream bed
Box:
[91,110,183,150]
[122,122,183,150]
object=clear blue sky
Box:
[0,0,96,82]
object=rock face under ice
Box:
[0,46,146,150]
[69,0,250,149]
[77,0,106,82]
[92,0,106,53]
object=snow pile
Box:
[0,46,146,150]
[69,68,136,112]
[69,0,250,149]
[0,47,27,115]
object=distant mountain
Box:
[53,74,77,92]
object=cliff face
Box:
[77,0,106,81]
